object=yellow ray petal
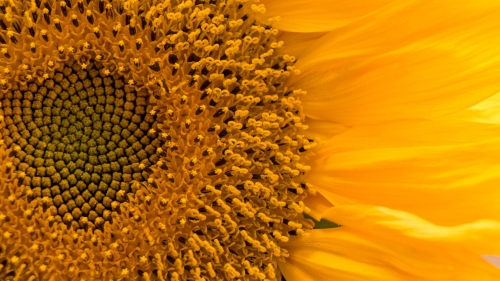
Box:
[302,191,334,221]
[280,230,408,281]
[444,91,500,124]
[304,117,347,141]
[484,256,500,268]
[277,31,328,58]
[290,0,500,125]
[306,119,500,225]
[258,0,396,32]
[281,208,500,281]
[324,205,500,256]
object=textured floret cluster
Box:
[0,0,315,280]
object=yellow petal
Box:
[277,31,328,58]
[291,0,500,125]
[258,0,396,32]
[304,117,347,141]
[281,207,500,281]
[302,191,333,221]
[484,256,500,268]
[444,91,500,124]
[324,205,500,256]
[306,119,500,225]
[280,229,408,281]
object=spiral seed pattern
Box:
[0,60,160,227]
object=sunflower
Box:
[1,0,500,280]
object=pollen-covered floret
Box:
[0,0,315,280]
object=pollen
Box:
[0,0,315,280]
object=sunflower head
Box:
[0,0,315,280]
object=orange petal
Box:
[281,207,500,281]
[304,117,347,142]
[324,205,500,256]
[484,256,500,268]
[277,31,328,58]
[290,0,500,125]
[258,0,396,32]
[444,91,500,124]
[306,119,500,225]
[303,191,333,221]
[280,229,408,281]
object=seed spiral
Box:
[0,0,317,280]
[1,60,161,228]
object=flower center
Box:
[0,0,316,280]
[0,60,160,227]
